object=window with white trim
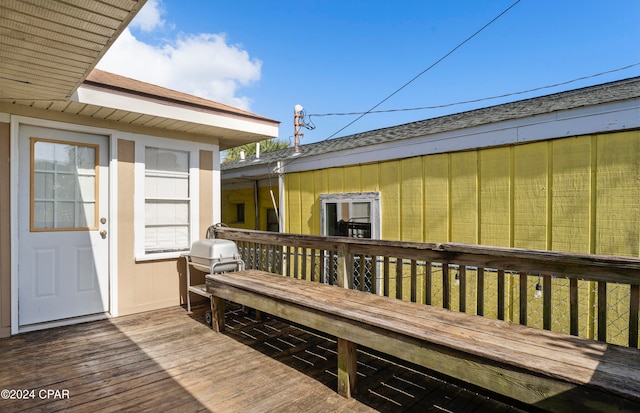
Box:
[135,139,200,261]
[320,192,380,239]
[145,147,190,253]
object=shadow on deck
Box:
[0,304,534,412]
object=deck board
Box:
[0,304,531,412]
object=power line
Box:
[309,62,640,118]
[322,0,523,140]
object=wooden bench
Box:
[205,269,640,412]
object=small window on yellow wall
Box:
[236,203,245,223]
[31,138,98,231]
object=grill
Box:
[189,239,244,273]
[184,239,244,325]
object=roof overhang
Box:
[0,0,146,101]
[0,0,280,150]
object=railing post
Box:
[337,243,354,289]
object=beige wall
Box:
[0,122,10,337]
[117,139,215,316]
[0,106,220,334]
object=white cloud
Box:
[97,1,262,111]
[129,0,165,32]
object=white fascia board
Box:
[221,162,277,181]
[73,86,278,138]
[284,99,640,174]
[222,177,274,190]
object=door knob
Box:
[100,230,107,239]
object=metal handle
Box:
[100,230,107,239]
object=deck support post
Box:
[212,296,225,332]
[337,338,357,398]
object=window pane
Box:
[33,201,54,228]
[32,139,98,230]
[34,142,55,171]
[146,147,188,173]
[320,193,379,239]
[80,202,95,227]
[34,172,54,199]
[145,225,190,252]
[56,201,75,227]
[145,175,188,198]
[76,146,96,173]
[77,175,95,201]
[326,203,338,236]
[145,200,189,225]
[57,173,76,200]
[55,144,76,172]
[352,202,371,222]
[144,147,190,253]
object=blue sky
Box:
[98,0,640,146]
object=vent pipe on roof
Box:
[240,150,245,161]
[255,142,260,160]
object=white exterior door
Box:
[18,125,110,327]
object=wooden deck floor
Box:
[0,305,533,413]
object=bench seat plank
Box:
[206,269,640,412]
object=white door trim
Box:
[10,115,119,334]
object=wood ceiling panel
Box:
[0,8,112,48]
[0,56,86,83]
[117,112,145,124]
[91,106,118,119]
[76,104,102,117]
[130,114,156,126]
[18,0,124,31]
[46,100,74,111]
[70,0,139,20]
[1,28,98,62]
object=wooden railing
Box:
[211,226,640,348]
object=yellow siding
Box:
[279,130,640,258]
[450,151,478,244]
[221,187,254,229]
[479,147,510,247]
[299,171,316,234]
[286,174,302,233]
[342,165,361,193]
[400,157,423,242]
[380,162,400,240]
[360,163,379,192]
[327,168,344,193]
[424,154,449,242]
[551,137,592,253]
[595,131,640,256]
[513,142,548,249]
[311,170,327,234]
[221,185,279,231]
